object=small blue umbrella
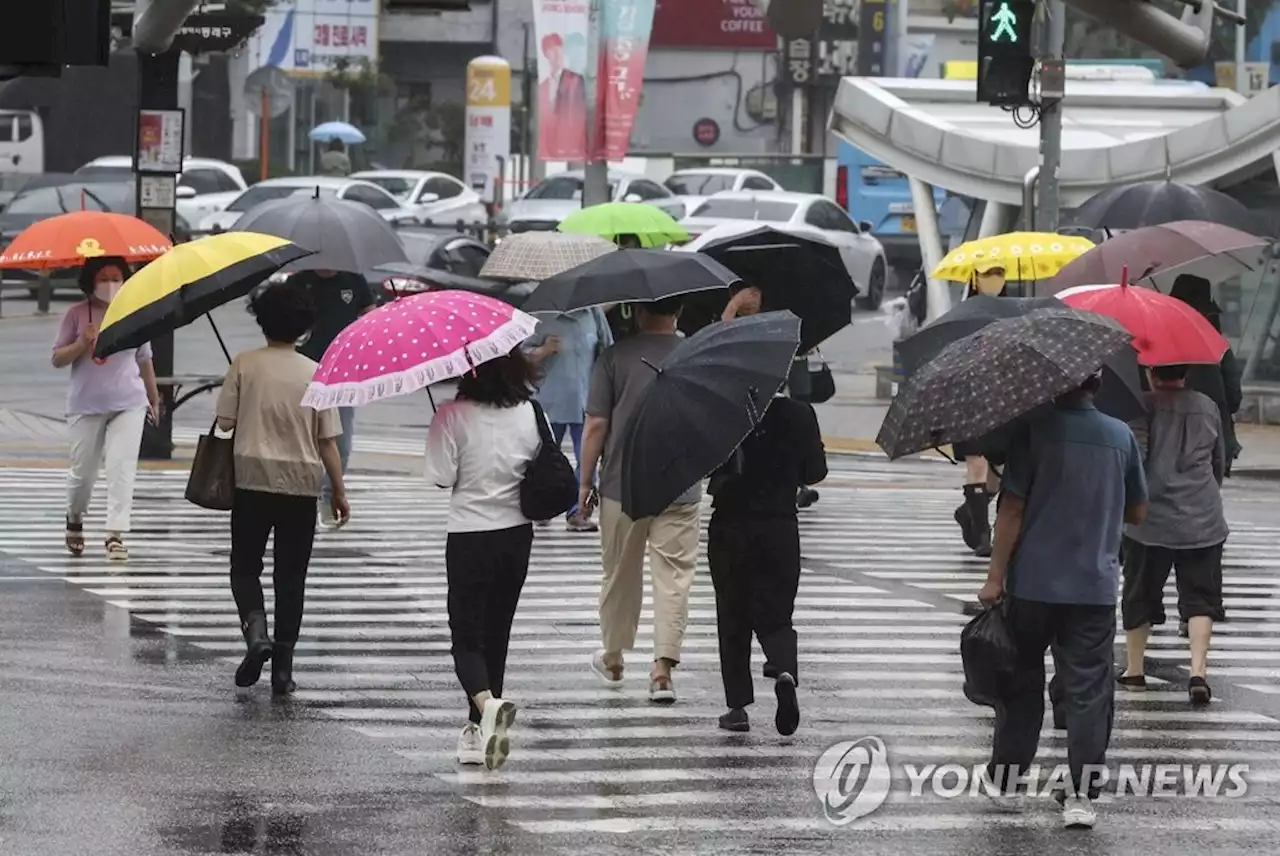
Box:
[308,121,366,144]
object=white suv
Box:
[74,156,248,226]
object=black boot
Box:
[954,490,978,550]
[234,611,273,688]
[271,642,296,696]
[963,484,993,557]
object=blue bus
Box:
[834,140,953,291]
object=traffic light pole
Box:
[1035,0,1066,244]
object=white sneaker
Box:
[1062,794,1096,829]
[978,768,1025,813]
[479,697,517,771]
[456,724,484,766]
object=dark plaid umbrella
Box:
[1068,181,1264,235]
[620,311,801,520]
[876,308,1133,460]
[678,226,858,352]
[520,248,740,314]
[1047,220,1270,294]
[897,294,1145,423]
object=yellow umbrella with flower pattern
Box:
[932,232,1094,285]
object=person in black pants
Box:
[425,349,543,770]
[707,393,828,734]
[215,281,350,696]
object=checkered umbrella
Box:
[480,232,617,282]
[876,307,1133,460]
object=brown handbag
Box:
[185,419,235,511]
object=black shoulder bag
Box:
[519,399,578,521]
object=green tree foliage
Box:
[1065,1,1270,66]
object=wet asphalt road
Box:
[4,459,1280,855]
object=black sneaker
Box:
[774,673,800,736]
[719,708,749,732]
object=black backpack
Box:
[520,399,578,521]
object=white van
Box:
[0,110,43,174]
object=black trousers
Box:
[707,515,801,709]
[446,524,533,724]
[1121,537,1226,630]
[229,489,318,646]
[989,597,1116,799]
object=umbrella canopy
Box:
[309,121,366,144]
[932,233,1094,283]
[520,249,740,315]
[301,290,539,409]
[876,308,1133,460]
[480,232,616,282]
[676,224,857,352]
[1057,281,1229,367]
[1068,180,1264,234]
[556,202,689,248]
[0,211,171,269]
[620,311,802,520]
[1046,220,1270,294]
[896,294,1145,425]
[232,193,408,274]
[94,232,314,359]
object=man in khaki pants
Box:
[578,296,700,703]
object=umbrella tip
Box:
[1120,265,1128,288]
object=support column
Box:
[135,49,181,461]
[978,200,1008,238]
[910,176,949,322]
[1035,0,1065,234]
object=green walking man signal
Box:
[976,0,1035,106]
[990,2,1019,42]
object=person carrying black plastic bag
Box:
[707,392,827,735]
[976,372,1148,829]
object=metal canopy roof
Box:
[830,77,1280,206]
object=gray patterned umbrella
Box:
[480,232,616,281]
[876,307,1132,460]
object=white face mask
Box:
[93,280,123,303]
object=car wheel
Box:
[857,260,886,311]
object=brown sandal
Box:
[105,535,128,561]
[65,518,84,556]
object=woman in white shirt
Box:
[425,348,543,771]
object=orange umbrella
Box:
[0,211,171,269]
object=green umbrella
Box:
[556,202,690,248]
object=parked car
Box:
[198,175,420,233]
[0,180,192,296]
[662,167,782,219]
[499,169,685,234]
[75,155,247,227]
[680,191,888,309]
[350,170,488,227]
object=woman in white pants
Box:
[51,257,159,560]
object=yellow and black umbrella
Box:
[94,231,314,359]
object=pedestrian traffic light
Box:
[977,0,1035,106]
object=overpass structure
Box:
[830,75,1280,316]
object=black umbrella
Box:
[680,226,858,352]
[232,191,410,274]
[619,311,802,520]
[520,248,740,314]
[1068,181,1265,235]
[876,308,1133,460]
[896,294,1145,423]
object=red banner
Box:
[651,0,776,49]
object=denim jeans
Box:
[552,422,589,518]
[322,407,355,507]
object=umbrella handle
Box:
[90,302,107,365]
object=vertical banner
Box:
[533,0,591,161]
[465,57,512,204]
[856,0,888,76]
[596,0,656,161]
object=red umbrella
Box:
[1057,267,1228,366]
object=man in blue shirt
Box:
[977,372,1148,829]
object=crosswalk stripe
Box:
[0,462,1275,842]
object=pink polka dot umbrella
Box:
[301,290,540,409]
